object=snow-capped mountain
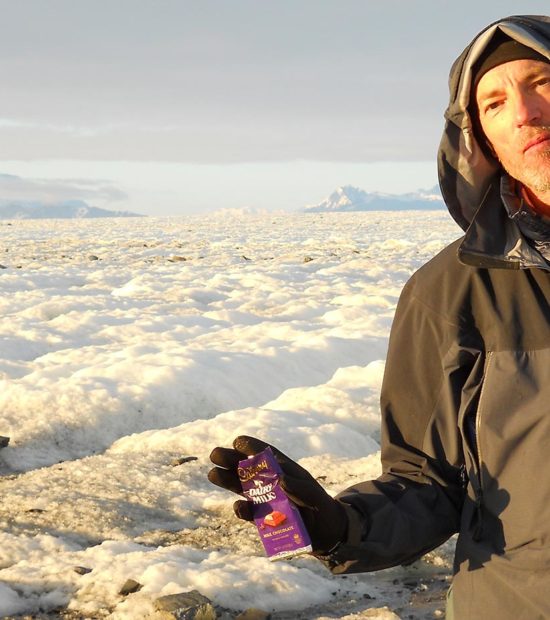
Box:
[304,185,444,213]
[0,199,143,219]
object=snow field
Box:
[0,212,459,617]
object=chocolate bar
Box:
[238,447,312,561]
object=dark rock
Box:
[171,456,199,467]
[303,256,314,263]
[0,436,10,448]
[0,264,6,269]
[154,590,216,619]
[88,255,99,261]
[119,578,143,595]
[73,566,92,575]
[235,609,271,620]
[168,256,188,262]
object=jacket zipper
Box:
[471,351,492,540]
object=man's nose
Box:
[513,91,542,126]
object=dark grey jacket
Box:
[326,15,550,619]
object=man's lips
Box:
[523,132,550,153]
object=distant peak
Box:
[0,200,144,220]
[304,185,443,213]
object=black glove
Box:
[208,435,348,554]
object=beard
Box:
[509,152,550,193]
[499,128,550,194]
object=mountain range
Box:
[304,185,444,212]
[0,200,143,220]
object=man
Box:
[209,15,550,618]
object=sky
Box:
[1,1,549,216]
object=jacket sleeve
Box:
[322,272,476,573]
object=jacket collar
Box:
[458,177,550,270]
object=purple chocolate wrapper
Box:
[238,447,312,560]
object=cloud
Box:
[0,115,438,163]
[1,1,548,164]
[0,173,127,204]
[0,2,454,163]
[0,117,127,138]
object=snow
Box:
[0,211,460,618]
[304,186,444,213]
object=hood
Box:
[438,15,550,231]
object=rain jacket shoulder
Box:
[326,15,550,619]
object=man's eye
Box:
[484,100,504,113]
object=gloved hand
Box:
[208,435,348,554]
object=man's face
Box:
[476,59,550,194]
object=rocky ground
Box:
[1,517,453,619]
[0,438,454,620]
